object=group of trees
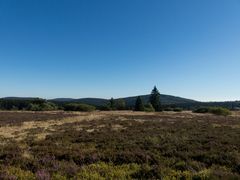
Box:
[103,98,127,110]
[0,87,162,112]
[0,98,58,111]
[109,98,126,110]
[107,86,161,112]
[135,86,161,112]
[0,86,237,113]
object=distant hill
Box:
[121,94,197,107]
[51,98,109,106]
[2,97,39,100]
[51,94,197,107]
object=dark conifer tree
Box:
[149,86,161,111]
[135,96,144,111]
[109,98,115,110]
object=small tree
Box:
[109,98,115,110]
[135,96,144,111]
[115,99,126,110]
[149,86,161,111]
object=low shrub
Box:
[64,103,96,112]
[193,107,231,116]
[97,105,111,111]
[27,103,42,111]
[193,107,209,113]
[173,108,183,112]
[41,102,58,111]
[36,169,50,180]
[77,162,140,179]
[144,103,155,112]
[208,107,231,116]
[27,102,58,111]
[4,167,35,180]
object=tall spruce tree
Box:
[149,86,161,111]
[135,96,144,111]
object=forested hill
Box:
[51,94,197,107]
[1,95,240,110]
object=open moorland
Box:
[0,111,240,179]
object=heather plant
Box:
[77,162,140,179]
[35,170,50,180]
[0,111,239,179]
[5,167,35,180]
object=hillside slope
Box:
[122,94,197,107]
[52,94,197,107]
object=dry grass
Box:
[0,110,239,141]
[0,110,240,179]
[0,111,107,140]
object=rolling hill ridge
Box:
[51,94,197,107]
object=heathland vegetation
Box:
[0,111,239,179]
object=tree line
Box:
[0,87,161,112]
[0,98,58,111]
[0,86,238,112]
[101,86,161,112]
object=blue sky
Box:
[0,0,239,101]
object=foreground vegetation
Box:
[194,107,232,116]
[0,111,239,179]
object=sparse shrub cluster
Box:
[194,107,231,116]
[193,107,209,113]
[209,107,231,116]
[173,107,183,112]
[144,103,155,112]
[64,103,96,112]
[27,102,58,111]
[163,107,183,112]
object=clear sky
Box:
[0,0,239,101]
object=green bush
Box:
[193,107,231,116]
[144,103,155,112]
[98,105,111,111]
[193,107,209,113]
[27,103,42,111]
[64,103,96,112]
[77,162,140,179]
[115,99,126,110]
[27,102,58,111]
[41,102,58,111]
[208,107,231,116]
[173,108,183,112]
[5,166,35,180]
